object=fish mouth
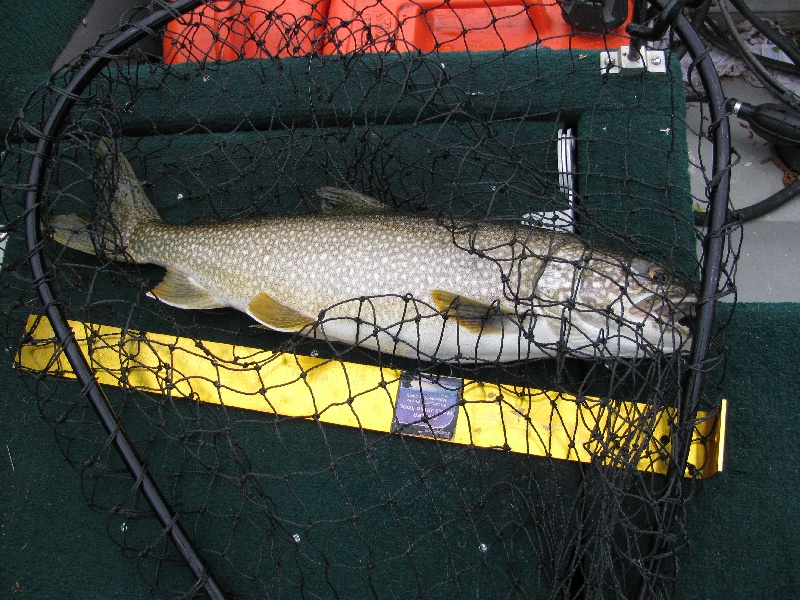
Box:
[628,293,698,334]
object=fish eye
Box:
[648,266,670,285]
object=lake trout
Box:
[47,139,696,363]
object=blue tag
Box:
[392,373,462,440]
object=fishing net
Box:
[0,0,736,598]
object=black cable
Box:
[711,0,800,106]
[694,178,800,225]
[699,19,800,77]
[694,1,800,222]
[670,0,712,59]
[626,0,688,41]
[717,0,800,108]
[689,0,712,30]
[22,1,226,598]
[694,99,800,224]
[737,180,800,219]
[728,0,800,68]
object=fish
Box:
[47,138,697,363]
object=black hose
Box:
[22,1,226,598]
[689,0,712,30]
[626,0,688,40]
[728,0,800,69]
[694,178,800,225]
[718,0,800,108]
[694,99,800,225]
[699,20,800,77]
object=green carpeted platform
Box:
[1,3,798,599]
[2,303,798,597]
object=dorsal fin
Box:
[315,187,390,214]
[430,289,513,335]
[247,292,315,331]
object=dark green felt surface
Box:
[0,4,148,596]
[676,302,800,599]
[1,2,798,599]
[0,375,152,598]
[0,0,93,75]
[3,303,799,598]
[0,0,93,131]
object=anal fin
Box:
[431,289,512,335]
[148,270,224,310]
[248,292,314,332]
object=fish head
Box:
[572,252,698,354]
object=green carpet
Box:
[677,302,800,598]
[3,303,799,597]
[2,2,799,599]
[0,0,93,131]
[0,374,150,598]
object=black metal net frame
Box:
[2,0,734,597]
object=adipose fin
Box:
[315,187,390,214]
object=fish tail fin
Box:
[46,137,161,261]
[48,212,96,255]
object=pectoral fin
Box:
[247,292,314,331]
[148,270,224,309]
[431,289,512,335]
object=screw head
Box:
[650,54,663,66]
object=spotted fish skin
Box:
[48,139,697,363]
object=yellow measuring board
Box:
[16,314,725,477]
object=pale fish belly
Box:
[307,297,527,362]
[306,296,653,362]
[301,295,577,362]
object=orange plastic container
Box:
[322,0,632,54]
[240,0,330,58]
[164,1,242,63]
[164,0,330,63]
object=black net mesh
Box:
[0,1,737,598]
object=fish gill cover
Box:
[0,1,736,598]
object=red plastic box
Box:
[321,0,632,54]
[164,0,329,63]
[164,0,632,62]
[240,0,329,57]
[164,1,242,63]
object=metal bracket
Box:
[600,46,667,75]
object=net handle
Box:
[23,1,226,598]
[635,1,732,596]
[20,1,731,597]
